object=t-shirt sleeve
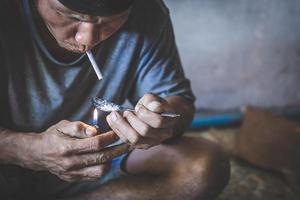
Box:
[128,17,195,105]
[0,33,7,126]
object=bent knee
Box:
[172,137,230,199]
[198,142,230,198]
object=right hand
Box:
[23,120,129,182]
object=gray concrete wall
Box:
[165,0,300,110]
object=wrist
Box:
[0,130,40,169]
[15,133,42,170]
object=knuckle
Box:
[83,158,92,166]
[62,159,73,171]
[58,120,69,126]
[89,138,104,151]
[96,138,104,149]
[60,174,76,182]
[85,143,95,152]
[58,145,68,155]
[140,125,151,137]
[95,167,105,177]
[96,153,111,163]
[131,134,140,145]
[81,170,89,178]
[73,121,84,132]
[137,106,147,117]
[60,143,74,155]
[61,175,72,182]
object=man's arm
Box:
[165,96,195,141]
[0,127,37,167]
[0,122,129,182]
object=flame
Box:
[93,108,98,125]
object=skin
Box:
[33,0,131,61]
[0,0,230,199]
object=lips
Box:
[57,40,89,53]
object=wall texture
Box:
[165,0,300,110]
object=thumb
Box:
[56,121,98,138]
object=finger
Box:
[135,105,175,129]
[72,143,130,169]
[57,121,98,138]
[69,131,119,154]
[124,112,173,145]
[136,93,168,113]
[123,111,158,139]
[136,93,168,106]
[107,111,142,145]
[68,164,111,181]
[106,115,129,144]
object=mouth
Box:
[57,40,92,53]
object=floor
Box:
[186,128,299,200]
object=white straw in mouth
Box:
[86,50,103,80]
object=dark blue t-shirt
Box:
[0,0,195,133]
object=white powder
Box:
[93,98,120,112]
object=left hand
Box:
[106,93,177,149]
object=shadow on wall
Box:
[165,0,300,110]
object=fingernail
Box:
[147,101,161,112]
[135,104,142,113]
[110,112,118,122]
[86,126,96,136]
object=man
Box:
[0,0,230,199]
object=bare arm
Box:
[164,95,195,141]
[0,122,129,182]
[0,127,37,167]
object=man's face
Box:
[35,0,130,53]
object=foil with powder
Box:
[92,97,180,118]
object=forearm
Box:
[166,96,195,140]
[0,127,37,167]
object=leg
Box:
[67,137,230,200]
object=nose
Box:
[75,22,100,47]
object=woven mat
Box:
[186,128,299,200]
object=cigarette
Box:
[86,50,103,80]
